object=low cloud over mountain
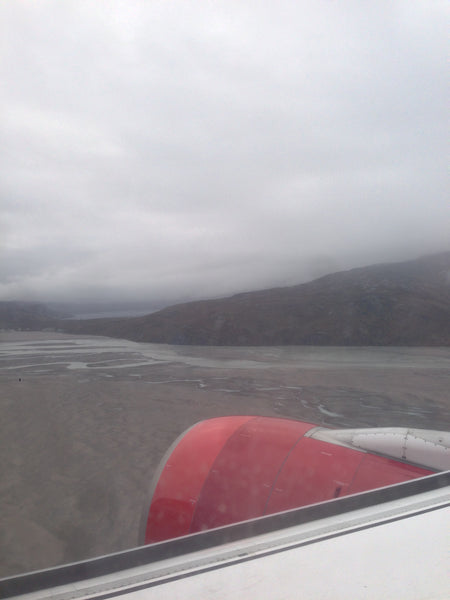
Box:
[59,253,450,346]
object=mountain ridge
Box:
[59,252,450,346]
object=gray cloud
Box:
[1,0,448,303]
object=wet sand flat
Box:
[1,332,449,578]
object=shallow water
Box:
[1,333,449,373]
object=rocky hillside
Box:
[61,252,450,346]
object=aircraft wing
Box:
[1,417,449,599]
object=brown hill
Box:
[61,252,450,346]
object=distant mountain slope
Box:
[0,301,69,330]
[62,252,450,346]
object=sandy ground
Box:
[0,332,449,578]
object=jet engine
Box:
[142,416,448,544]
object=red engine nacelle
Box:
[143,416,432,544]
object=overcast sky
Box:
[1,1,448,305]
